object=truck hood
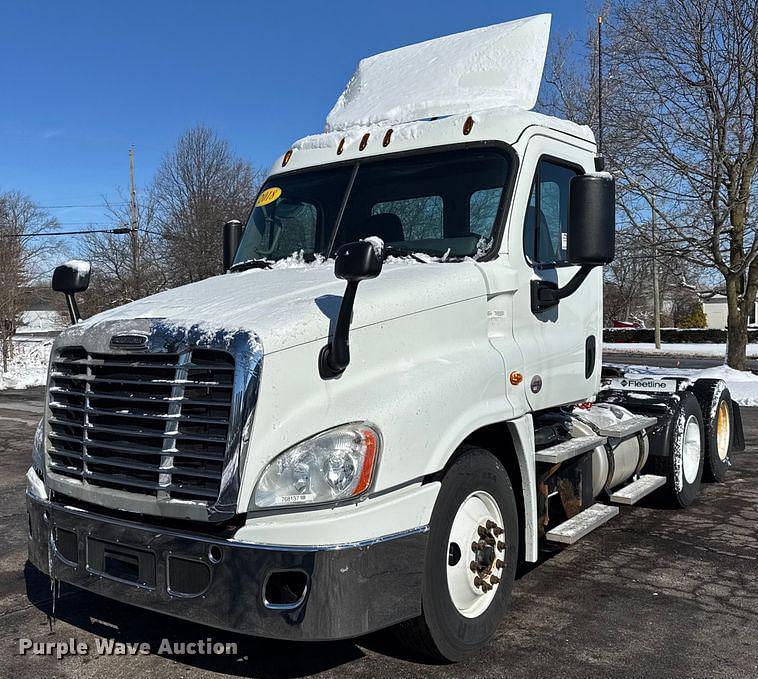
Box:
[71,261,488,354]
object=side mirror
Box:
[531,174,615,314]
[222,219,244,272]
[568,173,615,265]
[52,260,91,324]
[319,241,383,378]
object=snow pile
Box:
[16,310,67,334]
[325,14,551,131]
[270,251,328,270]
[604,342,758,359]
[610,363,758,406]
[0,339,52,390]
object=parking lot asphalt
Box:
[1,386,757,678]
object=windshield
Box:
[233,146,511,266]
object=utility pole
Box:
[129,146,140,295]
[597,15,603,156]
[651,195,662,349]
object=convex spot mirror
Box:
[567,173,615,266]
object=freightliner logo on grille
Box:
[109,334,148,350]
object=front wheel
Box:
[396,446,519,662]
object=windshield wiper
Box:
[230,258,273,272]
[382,245,429,263]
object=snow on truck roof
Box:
[326,14,552,131]
[272,14,594,174]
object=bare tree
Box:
[603,227,652,324]
[79,191,169,314]
[543,0,758,368]
[0,191,57,370]
[151,125,260,285]
[610,0,757,367]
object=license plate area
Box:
[87,537,156,589]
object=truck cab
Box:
[26,15,740,662]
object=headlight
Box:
[253,423,380,508]
[32,418,45,481]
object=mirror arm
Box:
[531,264,595,314]
[319,280,359,378]
[63,293,81,324]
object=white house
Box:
[702,293,758,329]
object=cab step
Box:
[535,435,607,464]
[608,474,666,505]
[545,503,619,544]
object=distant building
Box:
[14,287,66,338]
[701,293,758,330]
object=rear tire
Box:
[650,391,704,507]
[693,380,733,482]
[396,446,518,662]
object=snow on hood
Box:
[72,261,487,355]
[325,14,551,132]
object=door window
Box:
[523,160,578,265]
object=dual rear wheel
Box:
[652,383,734,508]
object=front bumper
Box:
[26,492,427,641]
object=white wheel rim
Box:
[446,490,505,619]
[682,415,701,484]
[716,401,731,461]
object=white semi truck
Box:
[27,15,744,661]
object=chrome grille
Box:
[46,346,235,501]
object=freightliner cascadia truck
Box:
[27,15,744,661]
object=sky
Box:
[0,0,591,242]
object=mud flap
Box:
[731,402,746,452]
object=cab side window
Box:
[523,160,578,265]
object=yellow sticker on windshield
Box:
[256,187,282,207]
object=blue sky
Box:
[0,1,590,237]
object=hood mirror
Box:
[52,260,91,324]
[319,241,383,379]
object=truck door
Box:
[510,135,602,410]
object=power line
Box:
[37,202,130,209]
[0,227,131,238]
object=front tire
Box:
[397,446,518,662]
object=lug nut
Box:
[469,561,478,572]
[485,520,496,530]
[471,541,479,552]
[496,559,504,569]
[481,581,492,592]
[477,525,487,537]
[493,527,504,537]
[490,575,500,585]
[497,541,505,551]
[473,576,482,588]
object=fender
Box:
[506,415,538,562]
